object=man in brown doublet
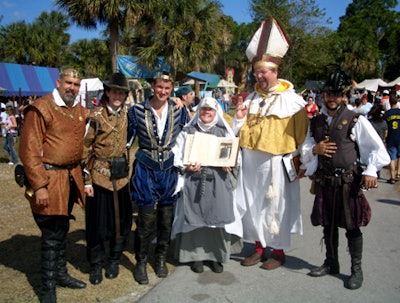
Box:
[19,68,88,303]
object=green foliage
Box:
[0,11,70,67]
[64,39,110,79]
[337,0,399,80]
[133,0,227,78]
[0,0,399,89]
[214,19,257,91]
[55,0,149,72]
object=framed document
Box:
[183,132,239,167]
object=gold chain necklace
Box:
[248,94,279,126]
[51,99,83,121]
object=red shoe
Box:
[260,253,285,270]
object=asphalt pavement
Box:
[136,168,400,303]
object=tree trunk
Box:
[109,19,119,73]
[194,61,201,102]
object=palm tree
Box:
[0,21,29,63]
[65,39,110,78]
[134,0,227,96]
[0,12,70,66]
[55,0,149,72]
[29,11,71,66]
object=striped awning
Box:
[0,62,59,96]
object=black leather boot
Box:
[134,207,156,285]
[40,240,58,303]
[347,235,363,290]
[89,265,103,285]
[154,205,173,278]
[87,244,105,285]
[56,241,86,289]
[155,255,168,278]
[309,226,340,277]
[105,237,126,279]
[134,258,149,285]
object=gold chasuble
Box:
[239,82,309,155]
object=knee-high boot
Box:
[56,240,86,289]
[347,234,363,289]
[134,207,156,285]
[106,237,126,279]
[40,240,58,303]
[309,226,339,277]
[87,243,106,285]
[155,204,173,278]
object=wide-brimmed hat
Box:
[103,73,129,92]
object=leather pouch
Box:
[110,156,128,180]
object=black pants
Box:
[34,213,70,250]
[85,184,133,265]
[33,178,77,246]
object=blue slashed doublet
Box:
[128,99,187,206]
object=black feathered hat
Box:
[323,67,353,93]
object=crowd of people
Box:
[9,17,397,303]
[301,85,400,186]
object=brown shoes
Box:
[260,254,285,270]
[240,252,262,266]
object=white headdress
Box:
[188,97,235,137]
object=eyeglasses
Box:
[253,70,270,77]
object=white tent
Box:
[80,78,103,92]
[76,78,103,107]
[385,76,400,87]
[355,78,388,92]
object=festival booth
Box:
[0,62,59,105]
[116,55,171,101]
[185,71,220,99]
[355,77,400,97]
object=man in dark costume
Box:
[82,73,133,285]
[301,67,390,289]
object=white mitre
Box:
[246,18,289,70]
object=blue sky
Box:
[0,0,399,41]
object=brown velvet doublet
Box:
[19,93,88,215]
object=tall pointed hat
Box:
[246,18,289,69]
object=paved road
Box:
[136,168,400,303]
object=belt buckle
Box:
[333,169,343,177]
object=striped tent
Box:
[0,62,59,96]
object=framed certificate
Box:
[183,132,239,167]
